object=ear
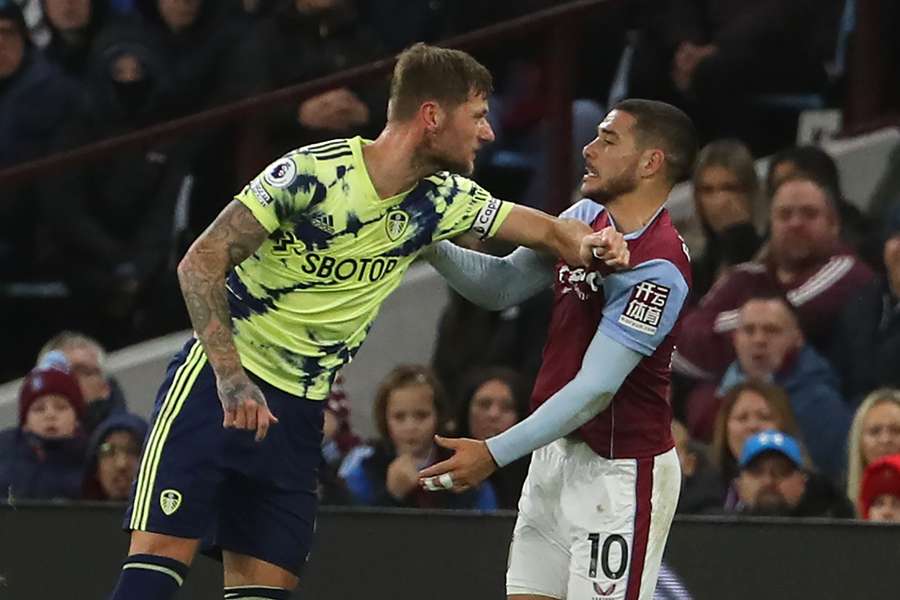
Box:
[420,100,444,132]
[641,148,666,178]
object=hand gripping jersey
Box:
[531,200,692,459]
[232,137,511,399]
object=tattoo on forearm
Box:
[178,201,268,379]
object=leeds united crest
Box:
[385,209,410,241]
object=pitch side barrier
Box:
[1,503,898,600]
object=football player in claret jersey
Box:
[106,44,629,600]
[420,99,699,600]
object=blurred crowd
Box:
[2,0,900,526]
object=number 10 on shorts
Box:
[588,533,629,580]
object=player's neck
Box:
[603,187,669,234]
[362,124,433,199]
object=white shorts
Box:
[506,438,681,600]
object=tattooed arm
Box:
[176,200,278,441]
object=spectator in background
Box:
[628,0,845,152]
[37,331,128,434]
[689,139,763,298]
[829,216,900,404]
[357,0,459,52]
[41,0,107,78]
[859,454,900,523]
[0,364,87,500]
[229,0,387,171]
[37,21,192,342]
[709,380,800,509]
[846,389,900,512]
[81,412,147,501]
[765,145,875,264]
[0,1,80,280]
[339,365,496,509]
[671,419,723,514]
[690,296,850,479]
[728,430,853,518]
[674,175,874,381]
[454,367,529,509]
[135,0,240,115]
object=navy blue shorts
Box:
[123,338,324,575]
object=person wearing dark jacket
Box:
[82,412,147,500]
[672,419,724,514]
[0,1,81,281]
[829,214,900,404]
[339,365,496,509]
[0,364,87,501]
[725,430,853,518]
[41,0,108,78]
[227,0,388,169]
[37,20,192,337]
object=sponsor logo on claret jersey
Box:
[558,265,604,301]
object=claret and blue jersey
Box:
[532,199,692,459]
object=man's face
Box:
[424,91,494,175]
[733,299,802,379]
[157,0,202,32]
[581,110,642,204]
[0,20,24,79]
[44,0,92,32]
[97,430,141,500]
[737,452,807,515]
[63,345,110,403]
[769,179,839,270]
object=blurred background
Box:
[1,1,900,598]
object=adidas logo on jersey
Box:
[310,213,335,234]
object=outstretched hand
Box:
[418,435,498,493]
[581,226,630,270]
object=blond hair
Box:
[846,388,900,512]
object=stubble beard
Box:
[583,168,639,205]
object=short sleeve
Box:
[433,175,513,241]
[559,198,603,225]
[599,259,689,356]
[234,152,316,232]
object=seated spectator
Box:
[319,372,360,506]
[42,0,107,78]
[339,365,496,509]
[37,22,192,340]
[0,1,80,282]
[81,412,147,501]
[728,430,853,518]
[859,454,900,523]
[709,381,801,509]
[228,0,388,170]
[37,331,128,433]
[454,367,529,510]
[829,215,900,404]
[846,389,900,512]
[671,419,723,514]
[0,364,87,500]
[689,139,763,298]
[674,175,874,380]
[691,295,850,479]
[627,0,845,152]
[766,145,876,264]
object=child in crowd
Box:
[340,365,496,509]
[0,363,87,500]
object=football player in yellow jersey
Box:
[108,43,628,600]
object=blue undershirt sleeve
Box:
[485,329,643,467]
